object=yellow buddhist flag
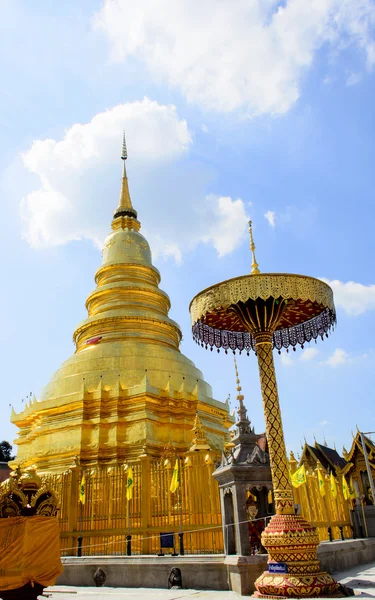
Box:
[79,474,86,505]
[317,469,326,497]
[342,475,350,501]
[290,464,306,488]
[126,467,134,501]
[330,472,337,499]
[349,476,356,500]
[170,459,180,493]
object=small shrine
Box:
[342,431,375,537]
[343,432,375,505]
[212,359,273,556]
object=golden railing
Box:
[40,450,223,556]
[289,457,353,541]
[1,449,354,555]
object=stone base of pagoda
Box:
[254,514,341,598]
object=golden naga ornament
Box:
[189,222,339,598]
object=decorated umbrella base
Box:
[254,514,341,598]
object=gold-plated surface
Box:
[1,452,224,556]
[11,143,232,501]
[190,273,334,329]
[289,454,352,541]
[0,466,59,518]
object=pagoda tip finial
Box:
[112,130,138,225]
[121,130,127,160]
[248,220,260,275]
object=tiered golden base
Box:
[254,514,340,598]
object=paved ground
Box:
[44,562,375,599]
[335,562,375,597]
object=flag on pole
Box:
[79,474,86,505]
[349,476,356,500]
[126,467,134,500]
[290,464,307,488]
[317,469,326,497]
[170,459,180,493]
[290,465,306,487]
[330,472,337,499]
[342,475,350,501]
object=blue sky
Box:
[1,0,375,458]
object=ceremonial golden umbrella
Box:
[190,222,339,598]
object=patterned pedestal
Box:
[254,514,340,598]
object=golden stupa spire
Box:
[248,220,260,275]
[112,131,139,229]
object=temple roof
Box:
[301,441,347,474]
[344,432,375,466]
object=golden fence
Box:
[1,451,354,556]
[43,451,223,556]
[289,459,353,542]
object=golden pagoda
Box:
[11,134,232,473]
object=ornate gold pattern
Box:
[190,273,334,326]
[248,220,260,275]
[254,514,338,597]
[255,337,294,515]
[189,238,338,595]
[0,467,59,518]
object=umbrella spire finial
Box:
[248,220,260,275]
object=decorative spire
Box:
[121,130,127,160]
[113,131,138,222]
[189,412,211,451]
[233,357,251,436]
[248,220,260,275]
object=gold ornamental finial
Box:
[189,412,211,451]
[234,357,244,405]
[113,131,138,222]
[248,220,260,275]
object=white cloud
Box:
[198,195,248,257]
[321,279,375,315]
[320,420,329,426]
[279,346,319,366]
[94,0,375,116]
[323,348,351,367]
[346,72,362,86]
[280,353,294,367]
[201,124,208,133]
[264,210,276,228]
[21,99,248,261]
[300,347,319,361]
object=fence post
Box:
[140,454,152,554]
[69,460,81,546]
